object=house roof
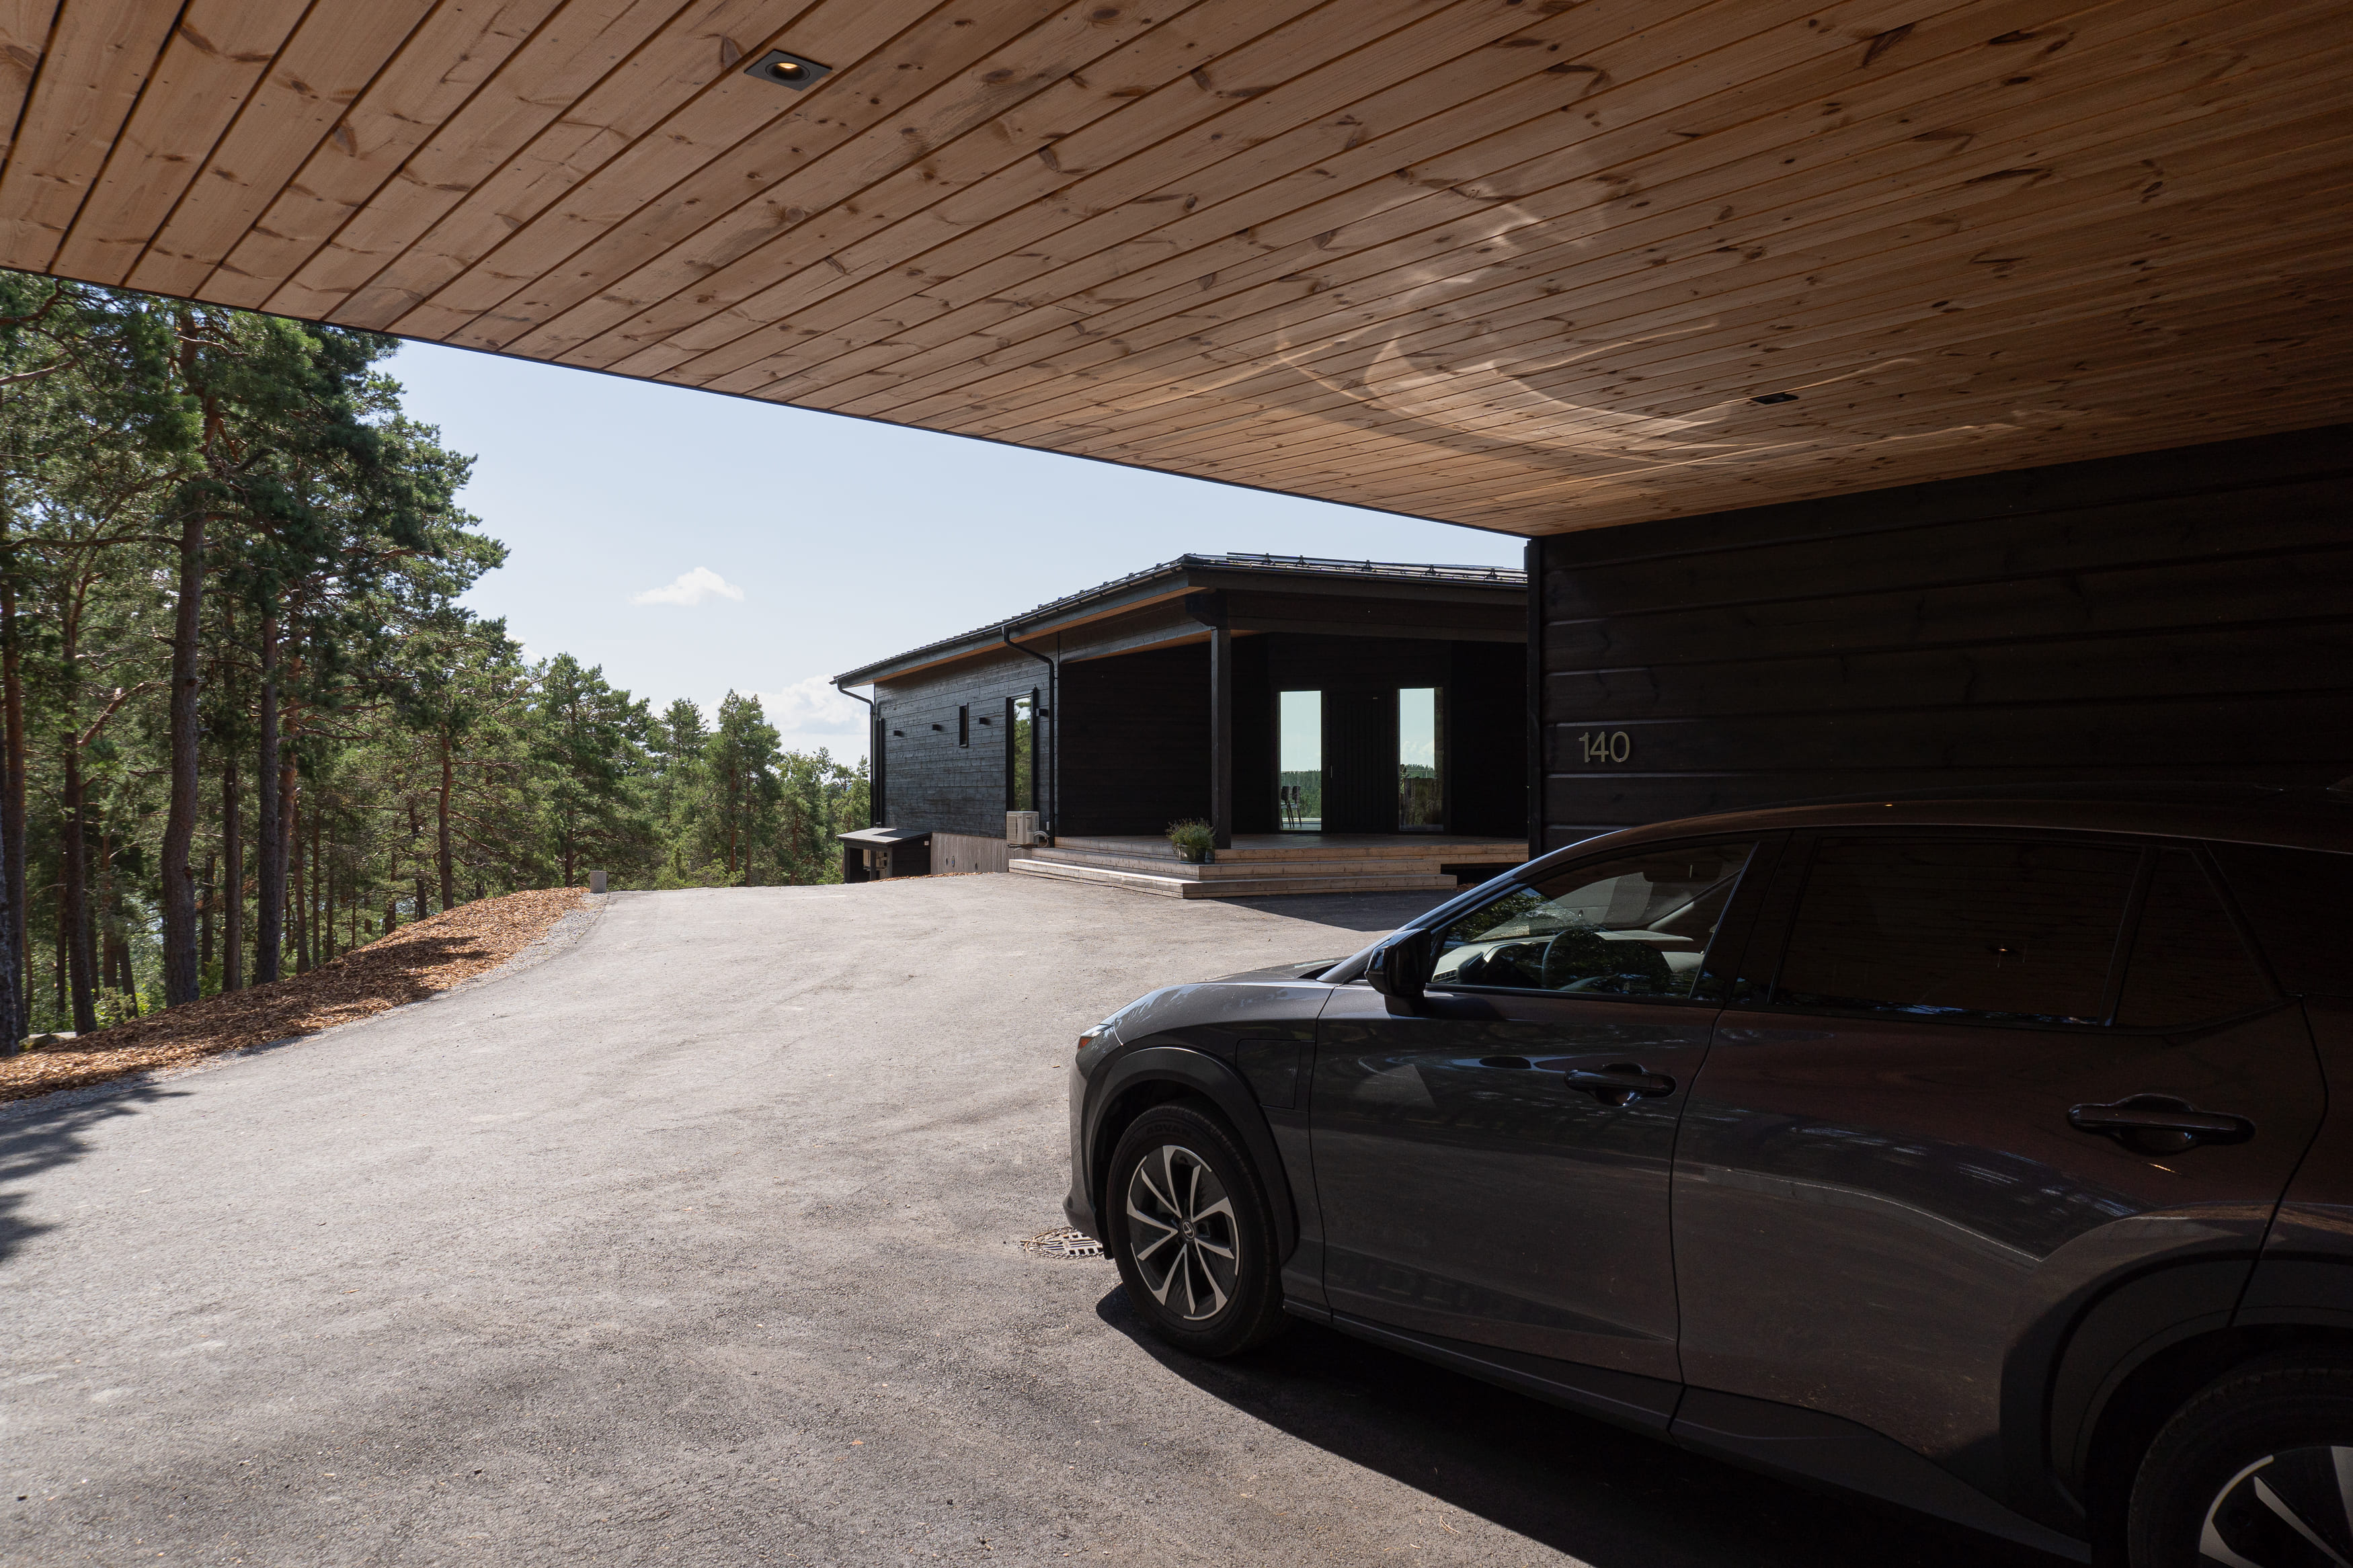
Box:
[6,1,2346,536]
[832,552,1525,687]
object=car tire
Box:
[1104,1102,1288,1358]
[2126,1358,2353,1568]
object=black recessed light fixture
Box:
[1752,390,1799,405]
[744,48,832,90]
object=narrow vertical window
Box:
[1279,690,1322,831]
[1008,694,1035,811]
[958,704,969,747]
[1398,686,1443,830]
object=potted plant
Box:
[1166,819,1216,865]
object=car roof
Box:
[1533,782,2353,873]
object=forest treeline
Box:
[0,271,867,1050]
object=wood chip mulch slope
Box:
[1,886,588,1105]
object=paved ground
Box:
[3,877,2069,1567]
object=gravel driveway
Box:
[3,878,2066,1567]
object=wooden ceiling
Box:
[2,0,2348,534]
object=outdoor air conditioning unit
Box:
[1005,810,1043,845]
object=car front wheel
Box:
[1105,1103,1287,1358]
[2128,1359,2353,1567]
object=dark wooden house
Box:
[833,554,1531,895]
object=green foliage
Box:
[1166,819,1216,856]
[533,653,653,886]
[0,270,873,1034]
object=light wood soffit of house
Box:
[2,0,2348,534]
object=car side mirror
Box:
[1365,930,1429,1008]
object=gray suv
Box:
[1063,786,2353,1567]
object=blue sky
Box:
[388,341,1525,760]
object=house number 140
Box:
[1580,730,1632,764]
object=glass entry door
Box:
[1398,687,1443,830]
[1278,686,1444,832]
[1279,690,1322,829]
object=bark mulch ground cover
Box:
[1,887,588,1106]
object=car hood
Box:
[1209,958,1346,984]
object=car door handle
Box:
[1562,1064,1677,1106]
[2068,1094,2254,1154]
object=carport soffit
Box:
[3,0,2349,534]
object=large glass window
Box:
[1279,690,1322,831]
[1773,838,2138,1026]
[1398,686,1443,831]
[1007,693,1035,812]
[1431,841,1756,997]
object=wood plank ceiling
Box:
[1,0,2347,534]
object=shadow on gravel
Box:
[1096,1287,2071,1568]
[0,1081,176,1264]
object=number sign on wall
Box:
[1579,730,1633,765]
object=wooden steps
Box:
[1008,833,1525,899]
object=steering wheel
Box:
[1540,927,1674,993]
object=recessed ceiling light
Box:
[744,49,832,90]
[1752,391,1799,405]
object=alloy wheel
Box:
[1123,1143,1240,1322]
[2199,1446,2353,1567]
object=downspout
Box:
[832,679,879,828]
[1002,626,1057,841]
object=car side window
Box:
[2209,843,2353,1000]
[1770,837,2139,1026]
[1429,841,1756,998]
[2115,848,2279,1028]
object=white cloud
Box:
[756,675,867,736]
[631,566,744,607]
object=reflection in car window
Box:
[1430,842,1755,997]
[2209,843,2353,999]
[2116,848,2277,1027]
[1773,839,2137,1026]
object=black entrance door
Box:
[1322,689,1392,833]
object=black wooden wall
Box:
[875,648,1044,837]
[1536,423,2353,850]
[1060,642,1212,836]
[878,628,1528,840]
[1447,638,1529,839]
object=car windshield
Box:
[1431,843,1754,996]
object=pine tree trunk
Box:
[97,826,117,1010]
[61,747,95,1033]
[52,870,66,1012]
[0,567,24,1044]
[313,804,328,964]
[160,503,206,1006]
[200,852,215,980]
[221,749,243,991]
[255,614,282,983]
[437,739,456,910]
[290,792,308,975]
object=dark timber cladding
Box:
[1533,423,2353,849]
[836,554,1527,844]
